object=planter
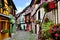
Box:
[1,29,9,34]
[2,33,9,39]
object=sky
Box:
[13,0,31,14]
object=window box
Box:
[1,29,9,34]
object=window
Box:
[1,0,4,7]
[38,11,40,19]
[1,21,5,29]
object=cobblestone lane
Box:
[10,30,38,40]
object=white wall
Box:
[20,13,25,23]
[58,1,60,23]
[17,16,20,24]
[20,13,25,29]
[21,24,25,30]
[35,8,45,34]
[36,10,40,34]
[32,22,35,33]
[37,24,39,34]
[40,8,45,22]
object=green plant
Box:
[42,20,53,31]
[42,20,54,39]
[49,24,60,40]
[30,30,33,33]
[1,29,9,33]
[41,2,48,8]
[36,20,40,24]
[18,23,21,27]
[0,3,2,7]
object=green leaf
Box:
[42,20,54,38]
[36,20,40,24]
[0,3,2,7]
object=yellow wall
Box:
[0,0,10,40]
[0,20,9,40]
[0,0,10,16]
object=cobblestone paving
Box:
[10,30,38,40]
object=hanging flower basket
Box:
[1,29,9,34]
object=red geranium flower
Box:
[54,24,57,27]
[49,26,52,34]
[54,28,56,32]
[58,27,60,30]
[49,29,52,34]
[55,33,59,37]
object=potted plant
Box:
[1,29,9,34]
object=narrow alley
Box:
[0,0,60,40]
[10,30,38,40]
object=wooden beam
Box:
[0,20,8,22]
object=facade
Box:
[58,1,60,23]
[0,0,17,40]
[16,0,36,31]
[34,0,57,40]
[31,4,40,34]
[25,7,31,31]
[20,13,25,30]
[29,0,57,35]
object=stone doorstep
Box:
[3,33,16,40]
[3,37,11,40]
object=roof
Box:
[7,0,17,10]
[16,0,34,18]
